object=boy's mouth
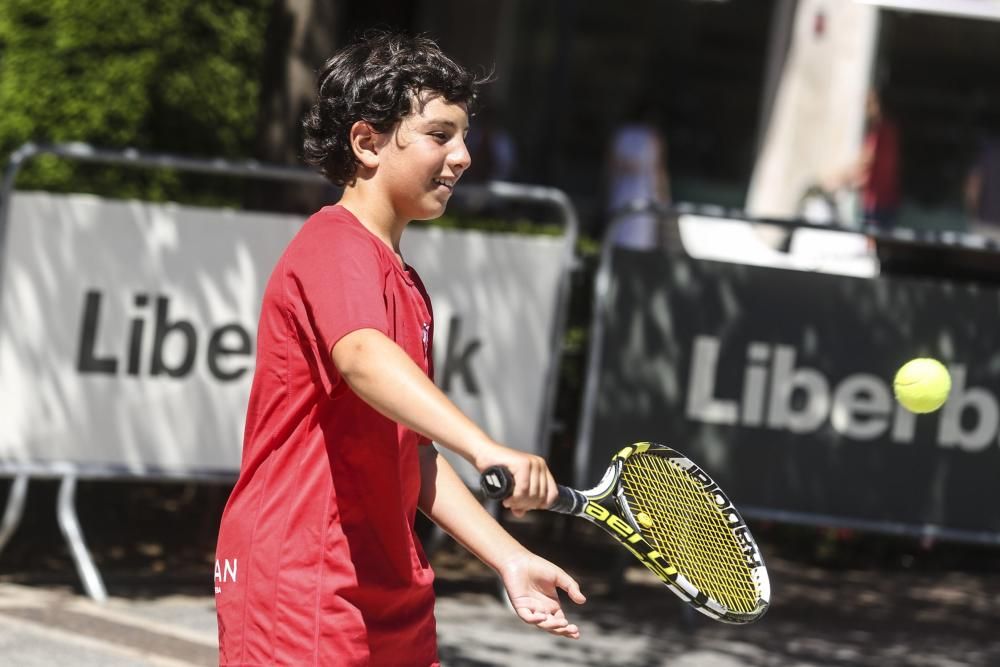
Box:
[432,178,455,191]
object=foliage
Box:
[0,0,271,201]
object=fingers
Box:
[479,444,562,513]
[508,455,554,513]
[557,570,587,605]
[511,456,540,509]
[514,607,580,640]
[502,555,586,640]
[529,459,542,503]
[551,624,580,640]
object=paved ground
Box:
[1,514,999,666]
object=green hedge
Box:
[0,0,270,201]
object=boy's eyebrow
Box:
[424,118,468,131]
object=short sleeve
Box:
[284,218,389,357]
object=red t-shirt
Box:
[215,205,438,666]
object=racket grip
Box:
[480,466,514,499]
[548,486,587,515]
[479,466,586,515]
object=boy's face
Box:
[373,94,471,222]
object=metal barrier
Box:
[577,199,1000,546]
[0,143,579,600]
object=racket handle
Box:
[480,465,515,499]
[549,486,587,515]
[479,466,586,515]
[479,466,514,500]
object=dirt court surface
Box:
[0,481,998,666]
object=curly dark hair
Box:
[303,30,485,186]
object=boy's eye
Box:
[430,131,448,141]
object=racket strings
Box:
[621,454,760,614]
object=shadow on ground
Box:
[431,514,1000,667]
[1,479,999,666]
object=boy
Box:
[215,31,585,666]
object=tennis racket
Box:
[480,441,770,624]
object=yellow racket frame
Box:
[577,442,770,623]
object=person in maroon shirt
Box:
[214,31,585,667]
[857,88,901,228]
[827,87,901,229]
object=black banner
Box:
[586,237,1000,536]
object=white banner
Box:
[0,192,565,482]
[402,226,564,485]
[0,192,299,473]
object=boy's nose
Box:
[450,139,471,175]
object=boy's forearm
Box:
[418,446,528,571]
[332,328,498,467]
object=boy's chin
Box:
[410,201,449,222]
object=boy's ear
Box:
[349,121,380,169]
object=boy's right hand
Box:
[475,445,557,517]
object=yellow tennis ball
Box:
[893,358,951,414]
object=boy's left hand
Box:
[498,552,587,640]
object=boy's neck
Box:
[337,186,407,256]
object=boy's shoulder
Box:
[300,204,366,237]
[290,205,377,252]
[283,205,390,271]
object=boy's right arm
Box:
[331,327,557,515]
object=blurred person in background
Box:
[826,87,901,229]
[605,100,671,250]
[964,133,1000,242]
[463,100,517,182]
